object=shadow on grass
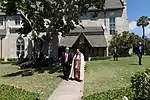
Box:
[2,65,63,78]
[57,75,65,80]
[34,66,62,74]
[33,64,63,74]
[109,60,119,61]
[11,63,18,65]
[2,69,33,77]
[47,65,63,74]
[129,64,139,65]
[57,75,72,81]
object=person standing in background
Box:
[137,42,144,65]
[113,47,118,61]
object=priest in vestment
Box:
[69,49,85,82]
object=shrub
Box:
[84,87,133,100]
[110,31,142,57]
[131,68,150,100]
[91,56,112,61]
[7,58,18,61]
[0,84,40,100]
[0,58,4,61]
[145,39,150,55]
[0,61,18,65]
[0,58,18,65]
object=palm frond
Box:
[137,16,149,27]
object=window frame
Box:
[109,12,116,35]
[0,16,4,26]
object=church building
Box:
[0,0,129,61]
[59,0,129,60]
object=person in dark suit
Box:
[61,47,73,81]
[113,47,118,61]
[18,52,24,64]
[137,42,144,65]
[36,49,42,70]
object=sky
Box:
[128,0,150,37]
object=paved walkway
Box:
[48,80,84,100]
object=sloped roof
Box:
[60,33,107,47]
[70,26,103,33]
[88,0,124,11]
[59,35,78,47]
[85,35,107,47]
[104,0,124,9]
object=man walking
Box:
[61,47,73,81]
[137,42,144,65]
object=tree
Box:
[110,31,142,57]
[0,0,105,59]
[0,0,105,38]
[137,16,150,39]
[145,37,150,55]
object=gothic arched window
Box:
[109,12,116,35]
[16,36,25,57]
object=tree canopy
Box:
[0,0,105,40]
[110,31,142,57]
[137,16,150,39]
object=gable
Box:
[60,33,107,47]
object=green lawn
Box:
[0,64,62,100]
[84,56,150,97]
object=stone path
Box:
[47,80,84,100]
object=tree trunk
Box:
[142,26,145,46]
[142,26,146,55]
[142,26,145,39]
[18,10,39,59]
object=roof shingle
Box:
[104,0,124,9]
[60,33,107,47]
[70,26,103,33]
[88,0,124,11]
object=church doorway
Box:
[80,47,85,57]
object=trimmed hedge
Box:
[0,58,18,62]
[0,61,18,65]
[7,58,18,61]
[0,84,40,100]
[0,58,18,65]
[0,58,4,61]
[91,56,112,61]
[84,87,133,100]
